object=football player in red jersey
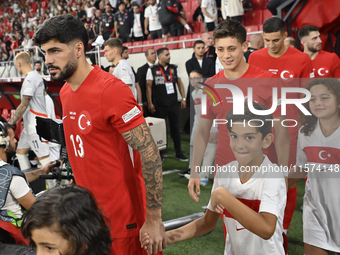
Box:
[249,16,314,238]
[188,20,289,204]
[33,14,166,255]
[298,25,340,78]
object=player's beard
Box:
[49,54,78,82]
[307,44,320,53]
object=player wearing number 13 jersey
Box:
[34,14,165,255]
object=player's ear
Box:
[262,133,274,150]
[242,41,248,52]
[75,41,84,58]
[283,31,288,39]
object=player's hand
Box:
[116,33,120,38]
[140,215,168,254]
[214,203,225,214]
[40,161,57,175]
[181,100,186,109]
[188,171,201,202]
[148,103,156,114]
[212,17,217,22]
[197,15,202,22]
[145,29,149,35]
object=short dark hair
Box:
[193,40,204,48]
[226,102,273,139]
[34,60,42,65]
[34,14,89,56]
[122,46,128,51]
[263,17,285,34]
[104,38,123,54]
[213,20,247,44]
[132,3,139,7]
[145,48,153,56]
[190,69,203,77]
[298,25,319,40]
[21,185,112,255]
[118,1,125,6]
[157,47,169,56]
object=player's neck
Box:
[22,67,33,77]
[159,61,168,68]
[268,44,288,58]
[112,56,122,66]
[67,59,94,91]
[0,150,7,163]
[319,116,340,137]
[223,60,249,79]
[305,49,319,60]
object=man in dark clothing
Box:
[136,48,157,117]
[243,34,264,63]
[114,2,133,43]
[201,32,217,62]
[76,4,87,22]
[101,4,115,40]
[92,9,102,39]
[170,0,185,37]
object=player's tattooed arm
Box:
[8,97,31,125]
[121,122,163,210]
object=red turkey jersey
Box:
[312,50,340,78]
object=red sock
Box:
[283,186,297,230]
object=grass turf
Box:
[161,133,311,255]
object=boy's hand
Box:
[141,232,152,252]
[188,172,201,202]
[214,203,225,214]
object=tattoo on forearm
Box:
[122,122,163,209]
[9,97,30,125]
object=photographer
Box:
[0,119,54,244]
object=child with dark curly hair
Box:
[21,185,112,255]
[289,78,340,255]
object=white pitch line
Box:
[162,169,180,175]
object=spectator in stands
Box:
[34,60,48,76]
[201,0,217,32]
[136,48,157,116]
[144,0,163,40]
[92,9,102,39]
[84,21,96,50]
[10,35,18,54]
[202,32,216,61]
[244,34,264,62]
[146,47,188,162]
[76,3,87,22]
[0,52,9,63]
[101,3,115,40]
[15,31,23,47]
[132,4,145,41]
[221,0,244,23]
[158,0,193,44]
[284,36,297,48]
[193,0,203,22]
[85,1,96,19]
[114,2,133,43]
[298,25,340,78]
[21,34,33,51]
[170,0,185,37]
[124,0,133,12]
[122,46,129,59]
[99,0,106,12]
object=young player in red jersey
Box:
[188,20,289,204]
[33,14,166,255]
[298,25,340,78]
[248,17,314,236]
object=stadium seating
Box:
[179,35,193,48]
[132,41,143,53]
[167,36,180,49]
[243,10,263,26]
[251,0,267,11]
[142,39,154,52]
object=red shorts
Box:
[111,236,163,255]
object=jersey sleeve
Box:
[296,128,307,166]
[259,176,286,217]
[9,176,30,199]
[201,0,209,9]
[21,75,36,98]
[146,68,154,80]
[101,79,145,133]
[301,56,314,80]
[144,7,150,18]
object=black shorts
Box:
[206,22,215,32]
[150,29,163,39]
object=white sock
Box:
[189,146,193,169]
[16,154,31,171]
[200,143,217,179]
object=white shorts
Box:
[49,145,61,161]
[17,130,50,158]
